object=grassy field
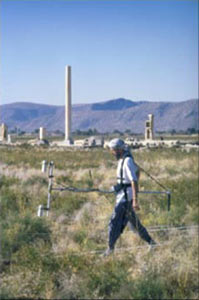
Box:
[0,145,198,299]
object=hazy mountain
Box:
[0,98,198,133]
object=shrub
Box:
[0,287,14,300]
[0,188,37,220]
[24,176,48,186]
[86,259,131,298]
[0,175,19,189]
[1,215,51,260]
[52,192,88,217]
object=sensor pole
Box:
[46,161,54,216]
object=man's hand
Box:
[131,180,140,210]
[133,200,140,211]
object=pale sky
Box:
[1,0,198,105]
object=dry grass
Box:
[0,146,198,299]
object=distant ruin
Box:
[0,123,8,141]
[0,67,198,152]
[39,127,46,141]
[145,114,154,140]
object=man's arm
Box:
[125,157,140,210]
[131,180,140,210]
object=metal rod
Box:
[51,186,172,212]
[52,187,170,195]
[138,190,169,195]
[167,192,171,211]
[47,161,54,216]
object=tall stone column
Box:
[0,123,8,141]
[65,65,73,143]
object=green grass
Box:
[1,214,51,260]
[0,145,198,299]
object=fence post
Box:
[167,192,171,211]
[46,161,54,216]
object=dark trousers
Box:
[108,199,152,250]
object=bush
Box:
[1,215,51,260]
[52,192,88,217]
[0,189,36,220]
[0,175,19,189]
[86,259,131,298]
[0,288,14,300]
[24,176,48,186]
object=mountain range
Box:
[0,98,198,133]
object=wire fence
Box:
[2,224,198,259]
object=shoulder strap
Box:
[120,153,131,185]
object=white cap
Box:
[108,138,125,150]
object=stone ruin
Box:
[0,123,8,142]
[39,127,46,141]
[145,114,154,140]
[28,127,49,146]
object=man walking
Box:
[103,138,156,256]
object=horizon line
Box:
[0,97,198,107]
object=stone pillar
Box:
[39,127,46,140]
[149,114,154,139]
[145,114,154,140]
[0,123,8,141]
[7,134,12,143]
[65,65,73,143]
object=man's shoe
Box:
[102,248,114,257]
[148,240,157,252]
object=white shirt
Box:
[116,156,138,204]
[117,156,138,184]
